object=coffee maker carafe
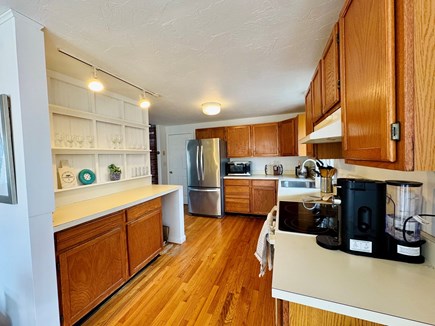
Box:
[384,180,425,263]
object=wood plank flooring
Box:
[80,210,275,325]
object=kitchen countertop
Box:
[272,185,435,325]
[53,184,183,234]
[272,231,435,325]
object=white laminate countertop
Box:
[272,231,435,326]
[53,185,180,232]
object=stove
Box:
[278,200,339,236]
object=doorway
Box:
[149,125,158,184]
[167,132,193,204]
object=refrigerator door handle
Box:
[200,145,205,181]
[188,187,220,192]
[196,145,200,181]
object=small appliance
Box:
[338,178,387,258]
[226,161,251,176]
[265,164,283,176]
[323,178,426,264]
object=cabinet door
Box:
[226,125,251,157]
[311,63,323,123]
[195,128,212,139]
[304,86,315,157]
[252,123,279,157]
[251,180,277,215]
[56,213,128,326]
[340,0,396,162]
[277,300,382,326]
[279,118,297,156]
[322,23,340,114]
[127,209,163,276]
[196,127,226,140]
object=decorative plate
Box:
[78,169,96,185]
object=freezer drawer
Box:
[188,187,223,217]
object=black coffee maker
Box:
[338,178,387,258]
[333,178,425,264]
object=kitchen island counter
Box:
[272,231,435,326]
[53,184,185,243]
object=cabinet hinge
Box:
[391,122,400,141]
[56,261,60,272]
[60,315,64,323]
[336,33,339,44]
[337,79,340,89]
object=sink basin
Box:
[281,180,316,189]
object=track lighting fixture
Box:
[138,91,151,109]
[58,49,161,108]
[88,67,104,92]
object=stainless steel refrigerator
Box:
[186,138,228,217]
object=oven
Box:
[278,200,339,237]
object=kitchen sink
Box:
[280,180,315,189]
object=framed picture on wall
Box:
[0,94,17,204]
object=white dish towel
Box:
[254,205,277,277]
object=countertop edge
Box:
[53,185,181,232]
[271,288,431,326]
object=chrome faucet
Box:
[299,159,318,179]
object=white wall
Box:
[158,112,307,183]
[0,10,59,326]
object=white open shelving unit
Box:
[47,71,152,193]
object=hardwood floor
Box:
[80,210,275,325]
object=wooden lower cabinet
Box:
[55,198,163,326]
[55,211,128,326]
[251,180,277,215]
[126,198,163,276]
[224,179,251,214]
[276,300,383,326]
[224,179,277,215]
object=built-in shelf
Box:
[48,71,151,193]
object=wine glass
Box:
[75,135,84,148]
[86,135,94,148]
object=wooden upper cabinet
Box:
[251,123,279,157]
[322,23,340,114]
[279,118,297,156]
[340,0,396,163]
[226,125,251,157]
[304,86,315,157]
[311,62,323,123]
[195,127,226,140]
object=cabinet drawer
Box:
[224,179,251,186]
[126,197,162,222]
[251,180,276,188]
[225,198,250,214]
[55,211,126,253]
[225,185,250,198]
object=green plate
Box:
[78,169,96,185]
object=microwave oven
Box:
[226,161,251,176]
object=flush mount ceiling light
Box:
[88,66,104,92]
[202,102,221,115]
[58,49,162,108]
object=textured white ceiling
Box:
[0,0,344,125]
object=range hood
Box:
[299,108,342,144]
